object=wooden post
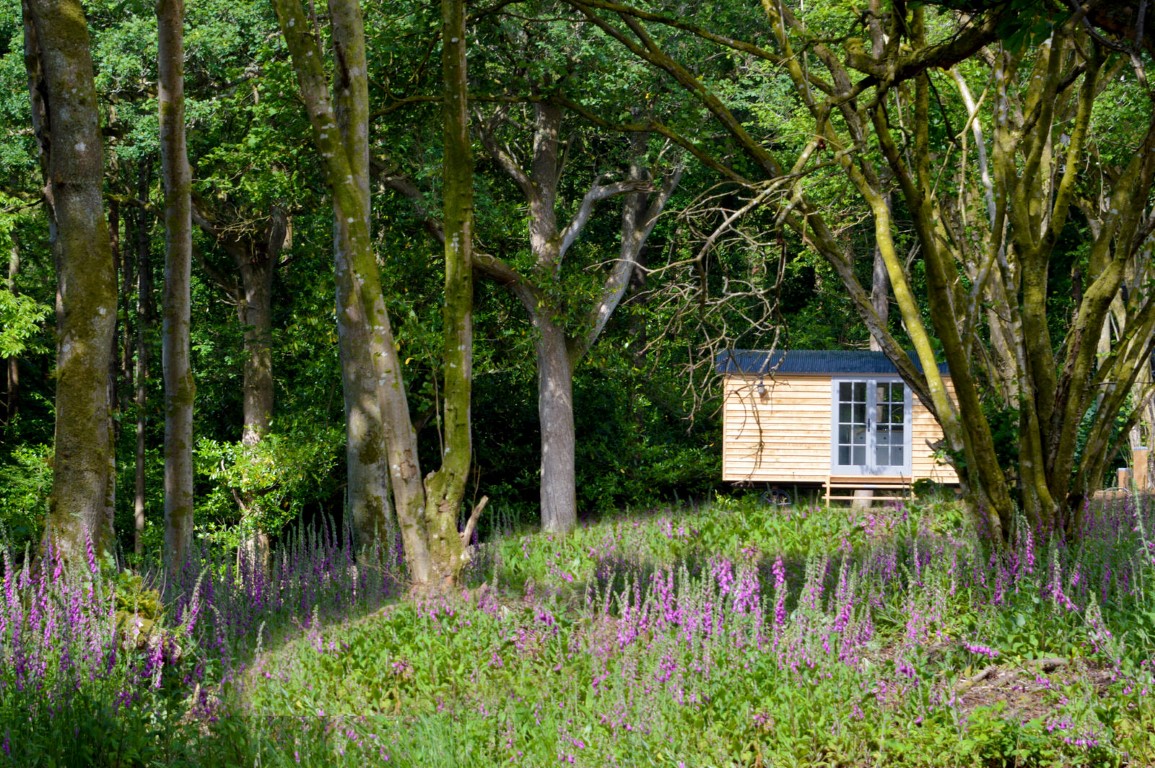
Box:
[1134,447,1149,491]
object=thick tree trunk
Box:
[274,0,445,583]
[275,0,478,587]
[190,200,288,569]
[534,315,577,534]
[24,0,118,561]
[158,0,195,575]
[237,249,275,448]
[323,0,402,561]
[478,110,677,535]
[235,223,277,571]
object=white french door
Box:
[831,378,912,475]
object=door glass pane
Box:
[836,380,868,468]
[874,382,907,468]
[889,427,904,463]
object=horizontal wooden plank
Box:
[724,460,831,469]
[724,435,835,444]
[828,476,910,484]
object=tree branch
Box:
[558,178,651,259]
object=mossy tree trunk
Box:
[421,0,473,582]
[23,0,118,561]
[272,0,402,567]
[273,0,476,587]
[158,0,195,575]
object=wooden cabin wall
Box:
[722,374,832,483]
[912,382,959,483]
[722,374,959,485]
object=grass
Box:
[4,493,1155,765]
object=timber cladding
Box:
[718,350,959,488]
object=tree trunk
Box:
[422,0,472,583]
[134,199,152,559]
[534,313,577,533]
[114,196,134,401]
[158,0,195,575]
[235,215,279,572]
[323,0,403,561]
[274,0,446,582]
[24,0,118,561]
[3,241,19,424]
[868,197,889,353]
[274,0,479,587]
[190,200,288,570]
[477,108,678,535]
[108,197,121,423]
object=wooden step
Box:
[825,475,912,505]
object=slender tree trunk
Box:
[114,197,135,404]
[108,197,122,422]
[134,201,152,559]
[24,0,118,561]
[3,241,20,424]
[422,0,473,581]
[869,196,890,353]
[158,0,195,575]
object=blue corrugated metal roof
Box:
[716,349,949,375]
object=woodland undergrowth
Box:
[4,494,1155,766]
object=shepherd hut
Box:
[716,350,958,503]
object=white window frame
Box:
[830,377,913,476]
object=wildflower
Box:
[1023,523,1036,575]
[963,641,999,659]
[772,556,787,628]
